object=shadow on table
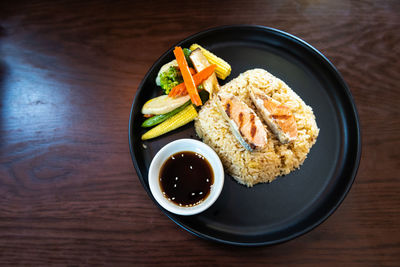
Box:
[0,25,9,150]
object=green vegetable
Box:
[159,66,183,94]
[157,48,193,94]
[141,90,209,128]
[142,105,198,140]
[198,89,209,104]
[183,48,193,67]
[141,101,191,128]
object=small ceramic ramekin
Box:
[148,139,224,216]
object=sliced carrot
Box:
[189,67,196,75]
[168,64,216,97]
[170,83,186,98]
[168,87,177,98]
[175,84,189,97]
[173,47,202,106]
[169,83,184,97]
[193,64,216,85]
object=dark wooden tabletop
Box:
[1,0,399,266]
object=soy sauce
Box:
[159,151,214,207]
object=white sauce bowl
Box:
[148,139,224,216]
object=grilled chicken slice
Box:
[217,92,268,151]
[189,48,219,95]
[249,87,297,144]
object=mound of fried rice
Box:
[194,69,319,187]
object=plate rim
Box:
[128,24,362,246]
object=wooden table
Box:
[1,0,399,265]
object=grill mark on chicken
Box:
[225,102,231,118]
[272,115,291,119]
[238,112,244,129]
[250,114,257,138]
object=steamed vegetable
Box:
[168,64,216,97]
[173,46,202,106]
[189,67,196,75]
[142,90,209,128]
[140,44,230,139]
[141,94,190,115]
[190,48,219,95]
[198,89,210,103]
[141,104,198,140]
[158,66,183,94]
[155,60,178,86]
[141,101,191,127]
[183,48,193,67]
[189,44,231,80]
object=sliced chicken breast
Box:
[217,92,268,151]
[249,87,298,144]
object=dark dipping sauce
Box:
[159,151,214,207]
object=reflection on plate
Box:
[129,25,361,246]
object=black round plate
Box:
[129,25,361,246]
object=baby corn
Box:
[141,104,198,140]
[189,44,231,80]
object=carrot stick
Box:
[175,84,189,97]
[168,87,177,98]
[193,64,216,85]
[169,83,184,97]
[168,64,216,97]
[173,47,202,106]
[189,67,196,75]
[176,86,186,96]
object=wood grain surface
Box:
[0,0,399,266]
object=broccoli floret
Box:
[159,66,183,94]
